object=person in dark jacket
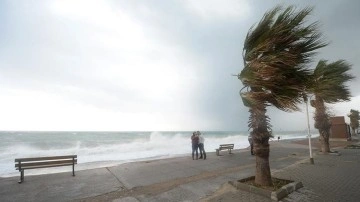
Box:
[191,132,199,160]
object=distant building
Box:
[330,116,351,140]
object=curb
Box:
[229,177,303,201]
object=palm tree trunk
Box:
[314,96,331,153]
[249,104,272,186]
[351,127,356,136]
[254,138,271,185]
[319,130,330,152]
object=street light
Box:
[304,95,314,164]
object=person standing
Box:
[198,131,206,160]
[191,132,199,160]
[248,134,254,155]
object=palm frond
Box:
[239,5,327,111]
[348,109,360,129]
[311,60,354,103]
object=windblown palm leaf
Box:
[239,6,327,112]
[309,60,354,103]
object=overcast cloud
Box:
[0,0,359,131]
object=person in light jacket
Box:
[197,131,206,160]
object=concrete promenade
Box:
[0,139,359,202]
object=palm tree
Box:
[238,6,327,186]
[308,60,354,152]
[348,109,359,136]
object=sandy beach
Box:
[0,137,359,202]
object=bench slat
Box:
[220,146,233,149]
[15,155,77,162]
[15,159,77,169]
[16,163,75,170]
[219,144,234,146]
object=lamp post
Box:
[305,95,314,164]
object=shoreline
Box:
[1,137,354,179]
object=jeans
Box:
[192,144,199,160]
[198,143,206,159]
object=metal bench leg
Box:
[229,149,232,154]
[72,161,75,176]
[18,170,24,183]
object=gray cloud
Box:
[0,0,359,131]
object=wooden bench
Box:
[216,144,234,156]
[15,155,77,183]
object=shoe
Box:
[199,157,203,159]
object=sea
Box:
[0,130,319,178]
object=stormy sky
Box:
[0,0,359,131]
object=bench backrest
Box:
[219,144,234,149]
[15,155,77,170]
